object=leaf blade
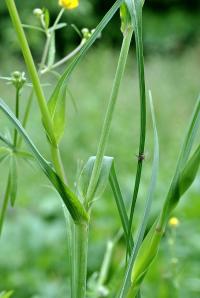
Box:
[0,98,88,224]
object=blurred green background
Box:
[0,0,200,297]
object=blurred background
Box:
[0,0,200,297]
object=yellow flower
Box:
[169,217,180,227]
[59,0,79,9]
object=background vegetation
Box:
[0,1,200,297]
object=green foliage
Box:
[0,1,200,298]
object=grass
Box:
[0,42,200,297]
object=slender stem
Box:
[0,173,11,235]
[40,8,65,71]
[6,0,56,145]
[17,90,34,147]
[85,28,133,207]
[41,41,85,74]
[13,88,20,147]
[128,7,146,241]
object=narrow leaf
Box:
[0,98,88,224]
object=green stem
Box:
[13,88,20,147]
[128,6,146,242]
[6,0,56,145]
[17,90,34,147]
[0,173,11,235]
[40,8,64,71]
[41,40,85,74]
[72,222,89,298]
[85,28,133,207]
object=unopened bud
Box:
[33,8,43,18]
[11,71,26,90]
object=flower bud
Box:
[33,8,43,18]
[81,28,91,40]
[11,71,26,90]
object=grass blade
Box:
[119,91,159,297]
[0,98,88,224]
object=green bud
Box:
[33,8,43,18]
[11,71,26,90]
[81,28,91,40]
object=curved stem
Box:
[41,41,85,74]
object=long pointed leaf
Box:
[0,98,88,224]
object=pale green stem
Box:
[6,0,56,145]
[13,88,20,147]
[0,173,11,235]
[71,222,89,298]
[41,40,85,74]
[40,8,64,71]
[85,28,133,207]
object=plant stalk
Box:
[6,0,56,145]
[128,5,146,244]
[85,28,133,208]
[71,222,89,298]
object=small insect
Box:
[136,153,145,162]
